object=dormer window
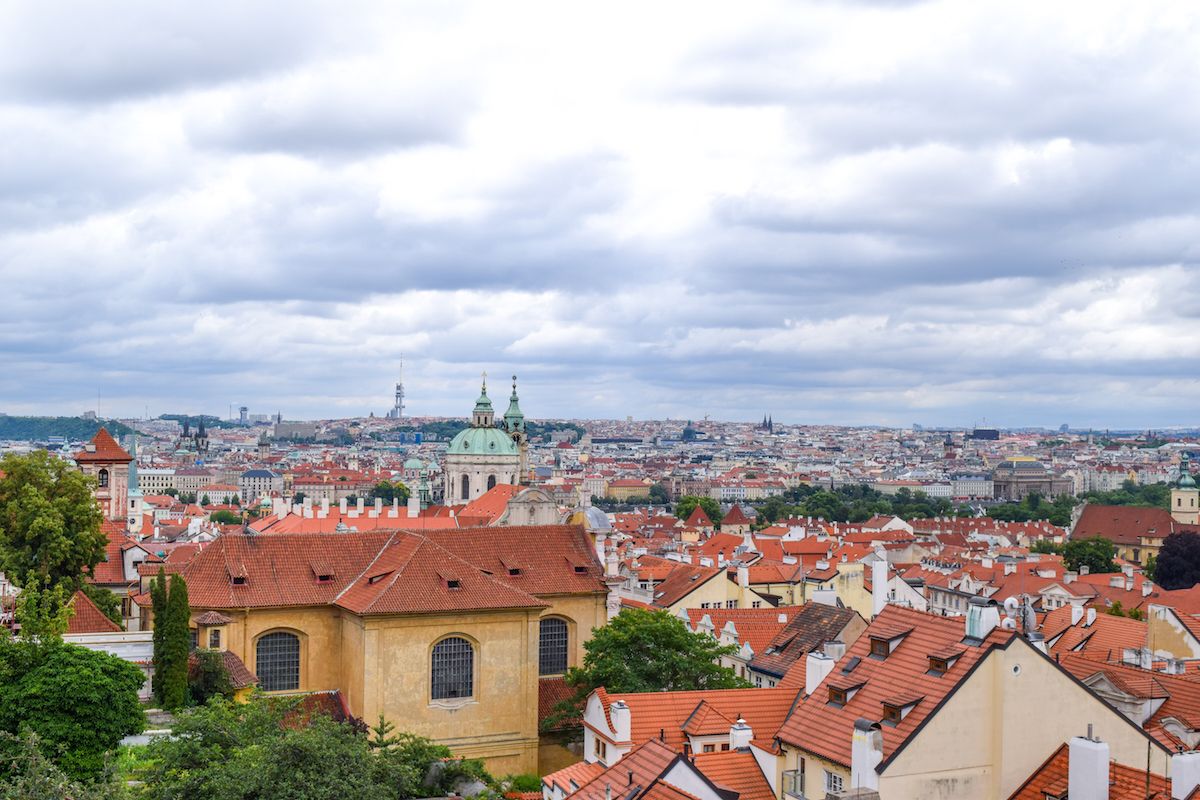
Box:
[231,576,247,586]
[574,565,589,574]
[881,695,923,726]
[368,571,391,585]
[870,638,891,658]
[827,681,864,707]
[316,574,333,584]
[508,567,522,576]
[928,657,950,676]
[447,579,462,590]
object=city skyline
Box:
[3,1,1199,427]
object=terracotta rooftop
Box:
[1007,742,1172,800]
[73,427,132,464]
[66,590,122,634]
[600,686,798,753]
[691,749,774,800]
[747,602,861,679]
[685,607,802,655]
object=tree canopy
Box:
[986,492,1077,527]
[368,481,411,505]
[755,483,968,525]
[1153,531,1200,590]
[140,697,492,800]
[547,608,750,731]
[1063,536,1118,575]
[674,496,722,526]
[0,639,145,781]
[0,450,106,592]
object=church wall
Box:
[537,592,609,672]
[361,608,542,775]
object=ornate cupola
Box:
[472,373,495,428]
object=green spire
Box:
[471,371,495,427]
[128,435,142,497]
[1180,454,1196,489]
[504,374,525,432]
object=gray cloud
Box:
[2,0,1199,428]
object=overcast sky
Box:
[2,1,1199,428]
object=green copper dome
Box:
[1180,455,1196,489]
[447,426,519,456]
[503,375,525,432]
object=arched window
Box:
[431,636,474,700]
[487,474,497,490]
[539,617,569,675]
[256,631,300,691]
[98,469,109,488]
[461,474,470,500]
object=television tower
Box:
[387,356,406,419]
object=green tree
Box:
[547,609,750,731]
[141,697,491,800]
[188,649,233,706]
[151,568,168,703]
[1030,539,1064,555]
[12,579,73,641]
[368,481,410,505]
[209,510,241,525]
[674,496,722,527]
[0,731,125,800]
[648,484,670,505]
[80,583,123,627]
[1063,536,1118,574]
[161,575,191,711]
[292,492,307,504]
[1153,532,1200,590]
[0,640,145,780]
[200,494,211,506]
[0,451,106,592]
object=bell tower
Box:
[1172,453,1199,525]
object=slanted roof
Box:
[66,590,122,634]
[747,602,861,679]
[424,525,607,597]
[691,750,774,800]
[1007,742,1171,800]
[1073,504,1178,546]
[721,506,751,527]
[564,739,679,800]
[74,428,132,463]
[601,687,797,753]
[777,605,1015,768]
[685,506,714,528]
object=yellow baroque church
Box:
[154,524,608,775]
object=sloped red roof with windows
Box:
[179,530,549,615]
[721,506,751,527]
[73,427,132,463]
[1074,504,1178,546]
[649,563,722,608]
[747,602,861,679]
[66,590,122,634]
[1007,742,1172,800]
[777,605,1015,768]
[685,607,802,654]
[685,506,714,528]
[456,484,521,526]
[1041,604,1148,657]
[424,525,607,597]
[88,521,138,586]
[602,687,798,752]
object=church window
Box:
[431,636,474,700]
[257,631,300,692]
[461,475,470,500]
[487,474,496,490]
[98,469,109,488]
[209,629,221,648]
[539,617,569,675]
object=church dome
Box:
[447,426,519,456]
[403,457,424,470]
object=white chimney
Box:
[606,550,619,578]
[872,554,888,617]
[407,494,419,518]
[778,612,788,623]
[737,565,750,588]
[965,597,1000,640]
[339,498,348,514]
[1143,581,1154,598]
[1071,605,1084,626]
[850,719,883,791]
[1064,571,1077,585]
[729,718,753,751]
[596,535,606,564]
[805,651,835,696]
[1122,563,1134,577]
[356,497,365,513]
[321,498,330,515]
[609,700,631,742]
[1172,751,1200,799]
[982,557,993,568]
[824,640,846,661]
[1068,729,1109,800]
[1085,608,1097,627]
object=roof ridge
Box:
[333,529,404,603]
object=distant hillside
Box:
[0,416,134,442]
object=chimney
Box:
[965,597,1000,640]
[321,497,330,515]
[1081,565,1091,575]
[850,719,883,791]
[606,550,619,578]
[1004,561,1016,575]
[1172,751,1200,800]
[778,612,788,623]
[982,557,993,568]
[1064,571,1077,585]
[407,493,419,518]
[1068,728,1109,800]
[824,640,846,661]
[609,700,631,743]
[1143,581,1154,598]
[339,498,348,514]
[737,565,750,588]
[729,718,753,750]
[1085,608,1097,627]
[805,651,835,696]
[1109,575,1123,588]
[872,554,888,617]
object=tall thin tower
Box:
[388,355,406,419]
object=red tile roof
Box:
[456,484,521,526]
[1074,504,1179,546]
[1041,604,1148,658]
[721,506,751,527]
[73,428,132,463]
[685,506,714,528]
[692,750,774,800]
[685,607,802,655]
[1007,742,1171,800]
[564,739,679,800]
[424,525,607,597]
[602,687,798,753]
[777,605,1015,768]
[66,590,122,634]
[747,602,861,679]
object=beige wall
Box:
[881,640,1171,799]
